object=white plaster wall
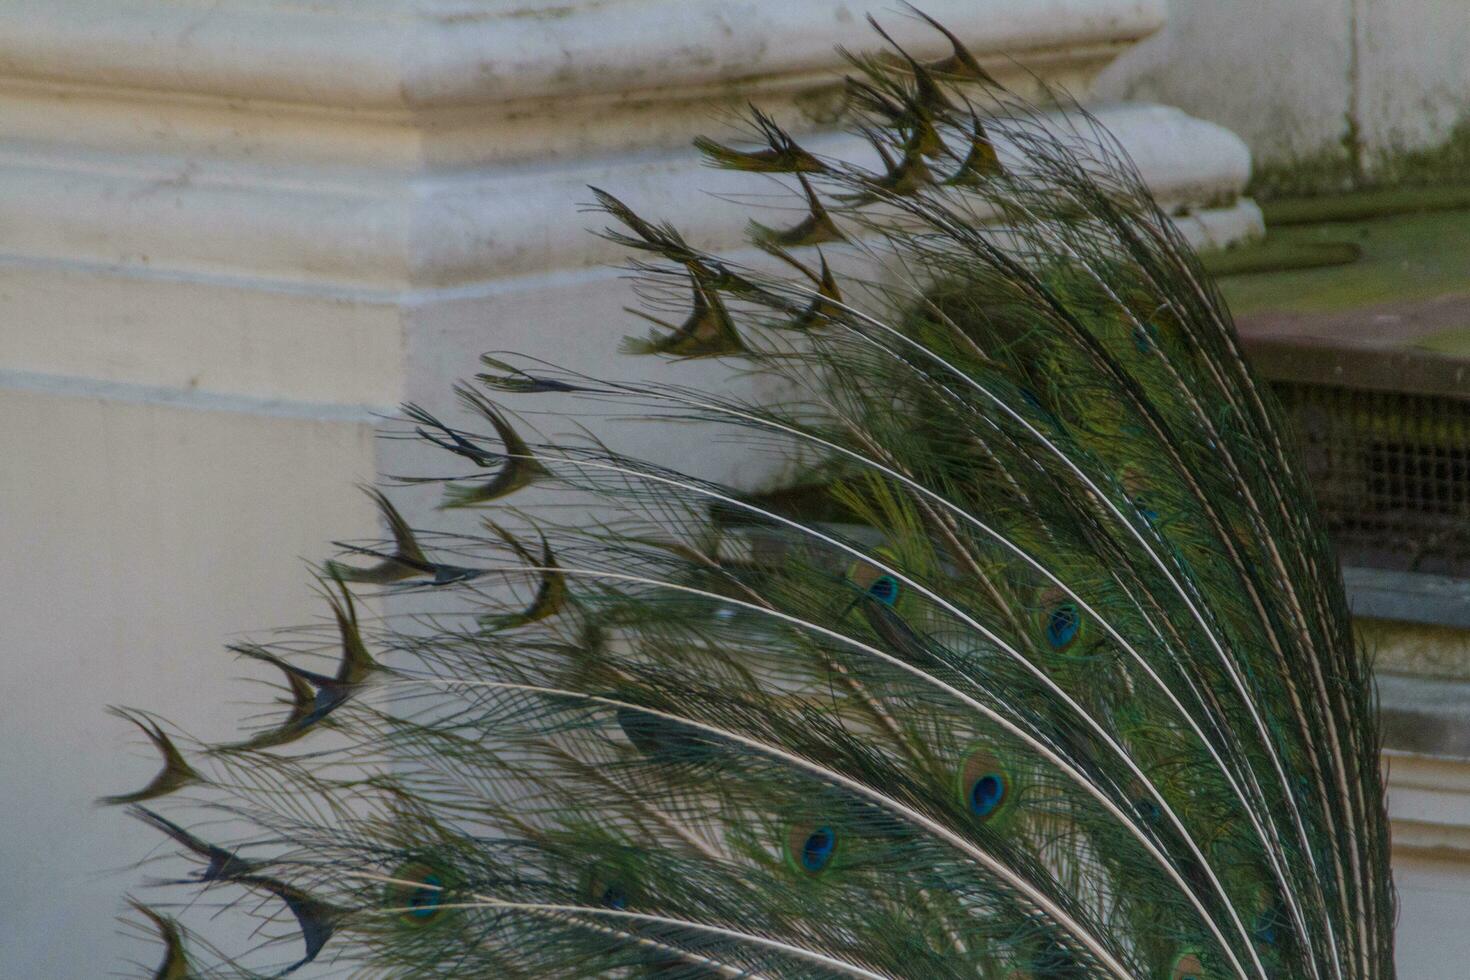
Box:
[1395,854,1470,980]
[0,390,377,977]
[400,268,801,492]
[1100,0,1470,178]
[0,265,405,407]
[1358,0,1470,161]
[1099,0,1352,164]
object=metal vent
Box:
[1249,340,1470,627]
[1275,381,1470,578]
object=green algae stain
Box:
[1250,117,1470,201]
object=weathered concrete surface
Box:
[1098,0,1352,167]
[1100,0,1470,191]
[1358,0,1470,168]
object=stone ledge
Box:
[1389,750,1470,859]
[0,102,1255,291]
[1381,672,1470,858]
[0,0,1165,110]
[1380,672,1470,759]
[1350,569,1470,632]
[0,367,386,423]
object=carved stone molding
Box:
[0,0,1245,294]
[0,1,1165,110]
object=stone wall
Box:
[1099,0,1470,195]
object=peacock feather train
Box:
[105,11,1394,979]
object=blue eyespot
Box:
[1045,603,1081,649]
[600,883,629,910]
[407,872,443,919]
[387,862,454,926]
[1253,903,1282,945]
[867,575,900,606]
[801,827,836,872]
[1134,798,1162,824]
[958,748,1012,821]
[969,774,1007,817]
[1133,324,1158,354]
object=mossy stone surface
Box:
[1218,209,1470,325]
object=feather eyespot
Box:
[1170,952,1206,980]
[957,748,1012,823]
[1036,588,1101,657]
[385,861,451,926]
[968,773,1007,817]
[405,875,443,919]
[801,827,836,871]
[1252,888,1286,946]
[866,575,900,606]
[585,864,641,910]
[848,564,901,608]
[1132,323,1159,354]
[1253,908,1279,945]
[1120,468,1160,524]
[1044,602,1081,650]
[785,822,838,875]
[600,883,629,910]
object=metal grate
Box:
[1274,380,1470,578]
[1254,342,1470,629]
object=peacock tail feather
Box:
[106,11,1393,979]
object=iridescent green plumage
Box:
[107,14,1393,979]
